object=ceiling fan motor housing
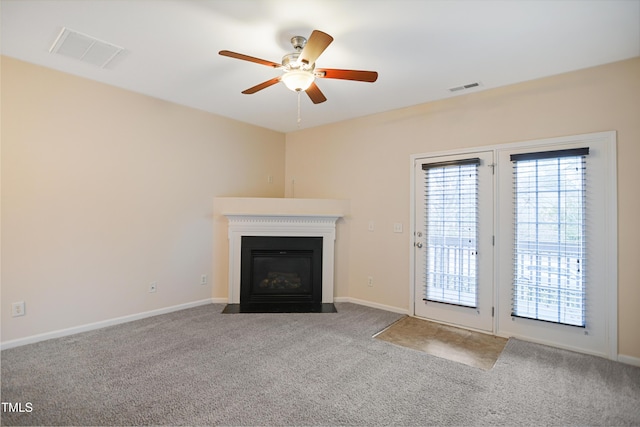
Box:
[290,35,307,51]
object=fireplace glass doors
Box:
[240,236,323,305]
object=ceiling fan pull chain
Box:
[297,90,302,127]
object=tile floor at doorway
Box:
[374,316,508,370]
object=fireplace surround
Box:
[218,198,346,313]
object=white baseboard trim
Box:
[7,296,636,365]
[334,296,408,315]
[1,299,214,350]
[617,354,640,367]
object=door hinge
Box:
[492,307,495,317]
[492,235,495,246]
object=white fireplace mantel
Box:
[223,211,343,304]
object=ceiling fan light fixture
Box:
[282,69,314,92]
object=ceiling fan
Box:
[219,30,378,104]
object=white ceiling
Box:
[2,0,639,133]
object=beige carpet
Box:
[375,316,507,370]
[3,303,639,426]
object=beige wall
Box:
[285,57,640,359]
[1,57,285,343]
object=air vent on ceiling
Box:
[49,27,124,68]
[448,81,483,93]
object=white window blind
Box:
[511,148,588,327]
[423,158,479,308]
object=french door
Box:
[410,132,616,358]
[412,151,494,332]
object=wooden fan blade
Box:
[299,30,333,65]
[305,82,327,104]
[219,50,281,68]
[316,68,378,82]
[242,77,281,94]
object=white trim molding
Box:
[617,354,640,368]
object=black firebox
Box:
[241,236,322,304]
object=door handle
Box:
[415,242,423,248]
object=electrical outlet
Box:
[393,223,403,233]
[200,274,207,285]
[149,282,157,293]
[12,301,25,317]
[367,276,374,287]
[368,221,375,232]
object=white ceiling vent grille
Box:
[49,27,124,68]
[449,81,483,93]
